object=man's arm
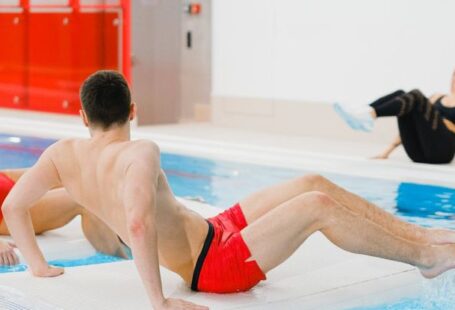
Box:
[372,135,401,159]
[1,144,63,277]
[124,143,207,310]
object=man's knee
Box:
[292,191,337,217]
[297,174,327,191]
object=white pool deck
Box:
[0,109,453,309]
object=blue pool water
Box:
[2,134,454,229]
[352,273,455,310]
[1,134,455,309]
[0,253,124,273]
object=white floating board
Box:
[0,200,423,309]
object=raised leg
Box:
[303,175,440,244]
[239,177,315,224]
[309,175,455,245]
[241,191,455,279]
[369,90,406,109]
[397,116,426,163]
[406,99,454,163]
[240,174,455,245]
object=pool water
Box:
[0,253,124,273]
[1,133,455,309]
[2,134,453,229]
[353,273,455,310]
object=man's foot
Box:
[333,103,374,132]
[419,244,455,279]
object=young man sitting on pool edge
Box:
[3,70,455,310]
[0,168,129,266]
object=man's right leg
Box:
[241,191,455,279]
[302,175,455,245]
[240,174,455,245]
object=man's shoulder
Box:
[124,140,160,162]
[45,138,83,155]
[130,140,159,153]
[121,140,161,176]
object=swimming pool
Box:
[352,273,455,310]
[2,133,454,228]
[1,133,455,309]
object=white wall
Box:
[212,0,455,104]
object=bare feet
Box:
[419,244,455,279]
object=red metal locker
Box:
[103,10,121,71]
[0,0,129,115]
[0,9,27,109]
[27,10,79,114]
[72,10,104,92]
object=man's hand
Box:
[158,298,208,310]
[31,265,64,278]
[0,240,19,266]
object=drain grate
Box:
[0,296,30,310]
[0,286,61,310]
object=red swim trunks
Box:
[191,203,266,293]
[0,173,15,223]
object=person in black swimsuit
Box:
[335,70,455,164]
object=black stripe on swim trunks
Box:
[191,220,214,291]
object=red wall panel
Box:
[72,10,121,86]
[0,13,27,109]
[0,1,126,115]
[27,12,78,114]
[103,11,120,71]
[72,11,103,89]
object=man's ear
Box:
[80,109,89,127]
[129,103,137,121]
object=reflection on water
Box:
[395,182,455,229]
[0,252,125,273]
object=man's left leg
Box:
[241,191,455,279]
[239,174,455,245]
[305,175,455,244]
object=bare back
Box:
[49,138,208,283]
